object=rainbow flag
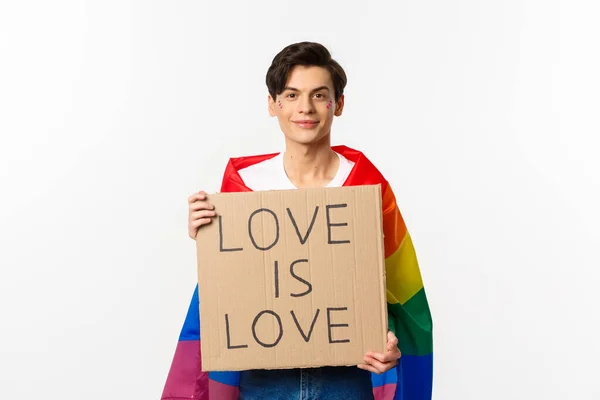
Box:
[161,145,433,399]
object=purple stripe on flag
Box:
[161,340,208,400]
[373,383,398,400]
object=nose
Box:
[297,95,315,114]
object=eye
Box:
[286,93,296,99]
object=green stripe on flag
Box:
[387,288,433,356]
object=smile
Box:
[292,120,320,129]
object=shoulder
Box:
[333,145,389,187]
[219,151,281,192]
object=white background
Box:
[1,1,599,399]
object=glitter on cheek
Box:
[278,100,283,109]
[326,100,333,109]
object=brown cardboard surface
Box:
[195,185,388,371]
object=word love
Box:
[196,186,386,370]
[225,307,351,349]
[218,203,351,252]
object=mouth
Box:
[292,120,320,129]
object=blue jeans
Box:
[238,366,374,400]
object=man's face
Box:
[268,65,344,145]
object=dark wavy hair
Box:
[266,42,347,102]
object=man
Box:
[162,42,433,400]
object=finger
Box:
[362,356,390,374]
[364,355,387,372]
[387,331,399,349]
[188,193,203,203]
[189,201,214,212]
[188,192,208,204]
[357,364,381,374]
[365,357,397,373]
[366,351,396,364]
[191,210,217,220]
[191,218,212,228]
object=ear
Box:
[268,95,277,117]
[334,94,345,117]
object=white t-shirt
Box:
[238,151,355,191]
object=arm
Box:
[383,183,433,399]
[161,286,209,400]
[161,191,216,399]
[361,183,434,399]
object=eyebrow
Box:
[283,86,330,93]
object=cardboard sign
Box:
[195,185,388,371]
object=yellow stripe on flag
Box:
[385,232,424,305]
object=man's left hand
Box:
[357,330,401,374]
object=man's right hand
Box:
[188,191,216,240]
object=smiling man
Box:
[161,42,433,400]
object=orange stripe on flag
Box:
[382,186,407,258]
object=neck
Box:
[283,135,339,188]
